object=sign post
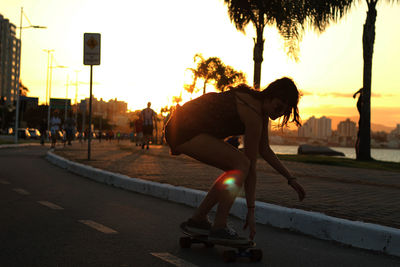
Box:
[83,33,101,160]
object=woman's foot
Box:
[183,218,212,235]
[208,226,248,244]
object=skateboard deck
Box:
[179,222,262,262]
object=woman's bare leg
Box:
[175,134,249,229]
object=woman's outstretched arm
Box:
[259,117,306,201]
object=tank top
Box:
[165,90,245,149]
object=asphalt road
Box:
[1,146,399,267]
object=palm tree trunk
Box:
[253,16,264,90]
[359,0,377,161]
[203,78,208,95]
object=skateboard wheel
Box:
[179,237,192,248]
[249,249,263,262]
[222,250,236,263]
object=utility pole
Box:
[14,7,46,143]
[47,53,54,133]
[14,7,23,144]
[43,49,54,106]
[64,74,69,122]
[74,70,80,131]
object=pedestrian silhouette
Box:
[141,102,157,149]
[353,88,364,159]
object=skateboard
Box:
[179,222,263,262]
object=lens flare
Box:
[223,177,235,185]
[216,170,242,197]
[223,177,236,188]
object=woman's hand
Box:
[288,178,306,201]
[243,208,256,240]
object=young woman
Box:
[165,77,306,244]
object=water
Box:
[270,145,400,163]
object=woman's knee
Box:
[230,156,250,186]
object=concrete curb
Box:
[46,151,400,257]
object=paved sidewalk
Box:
[54,141,400,229]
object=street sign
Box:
[83,33,101,65]
[83,33,101,160]
[50,98,71,110]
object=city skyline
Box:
[19,93,396,133]
[0,0,399,128]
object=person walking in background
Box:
[107,129,114,142]
[39,118,47,145]
[134,114,144,147]
[353,88,364,159]
[64,111,76,146]
[116,131,121,143]
[141,102,157,150]
[84,128,89,142]
[50,110,61,149]
[98,130,103,143]
[165,77,305,243]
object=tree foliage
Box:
[185,54,246,94]
[224,0,354,59]
[19,81,29,97]
[224,0,399,160]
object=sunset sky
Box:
[1,0,399,128]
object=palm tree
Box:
[223,0,398,160]
[185,54,246,94]
[223,0,354,89]
[214,64,247,92]
[172,94,183,106]
[357,0,399,160]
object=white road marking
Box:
[78,220,118,234]
[37,201,64,210]
[151,252,198,267]
[13,188,30,195]
[0,179,10,185]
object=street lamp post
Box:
[65,74,69,122]
[46,56,67,134]
[14,7,46,144]
[74,70,81,129]
[43,49,54,106]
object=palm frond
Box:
[223,0,356,59]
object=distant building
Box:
[0,14,21,106]
[92,97,108,118]
[107,98,128,115]
[392,124,400,135]
[77,96,129,131]
[336,118,357,146]
[388,124,400,147]
[20,96,38,111]
[318,116,332,139]
[337,118,357,137]
[298,116,332,139]
[80,97,127,118]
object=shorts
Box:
[143,125,153,135]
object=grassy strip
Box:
[277,154,400,173]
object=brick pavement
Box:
[54,141,400,229]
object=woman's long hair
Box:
[229,77,301,128]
